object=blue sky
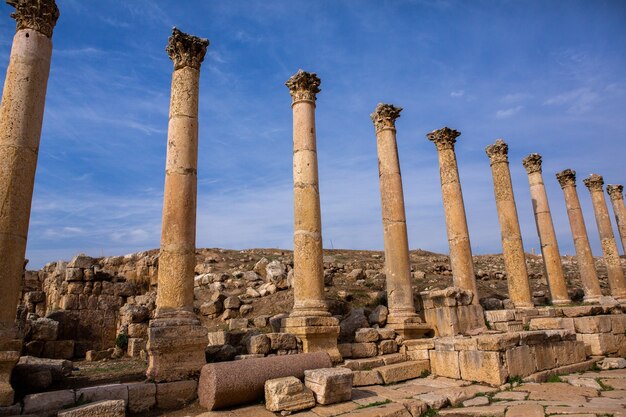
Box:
[1,1,625,269]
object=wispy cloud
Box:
[450,90,465,97]
[495,106,523,119]
[543,87,599,114]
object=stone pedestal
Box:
[522,154,570,305]
[556,169,602,303]
[0,0,59,405]
[583,174,626,300]
[485,140,533,308]
[146,28,209,382]
[281,70,339,361]
[607,184,626,256]
[370,104,420,331]
[427,127,479,305]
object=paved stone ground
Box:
[188,368,626,417]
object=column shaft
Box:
[371,104,417,324]
[557,170,602,302]
[523,154,570,304]
[607,185,626,255]
[486,141,533,308]
[584,175,626,300]
[428,128,479,304]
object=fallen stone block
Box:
[600,357,626,370]
[156,380,197,409]
[377,360,430,384]
[76,383,129,404]
[343,357,385,371]
[127,338,146,358]
[30,318,59,341]
[198,351,332,410]
[22,390,75,416]
[264,376,315,412]
[42,340,74,360]
[57,399,125,417]
[352,369,383,386]
[355,328,380,343]
[304,367,353,405]
[86,350,112,362]
[125,382,156,413]
[267,333,297,350]
[351,342,378,358]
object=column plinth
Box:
[522,154,570,305]
[281,70,340,362]
[485,140,533,308]
[146,28,209,382]
[0,0,58,405]
[607,184,626,255]
[371,104,425,338]
[427,127,479,305]
[556,169,602,303]
[583,174,626,300]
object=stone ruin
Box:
[0,1,626,416]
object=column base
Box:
[281,316,341,363]
[551,298,572,306]
[512,302,535,309]
[385,317,434,340]
[146,310,207,382]
[582,296,601,304]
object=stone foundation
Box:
[281,316,341,363]
[418,287,485,337]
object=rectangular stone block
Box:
[493,321,524,332]
[519,331,546,346]
[23,390,75,416]
[342,357,385,371]
[76,383,129,404]
[453,337,477,351]
[576,333,618,355]
[127,338,146,358]
[156,380,198,409]
[552,341,586,366]
[574,316,612,333]
[380,353,406,365]
[377,360,430,384]
[429,350,460,379]
[126,382,156,413]
[338,343,352,358]
[476,333,520,351]
[403,339,435,350]
[485,310,515,323]
[58,399,125,417]
[207,331,227,346]
[459,351,507,386]
[42,340,74,360]
[352,370,383,386]
[505,345,535,378]
[378,340,397,355]
[434,337,456,351]
[611,315,626,335]
[529,344,556,371]
[424,307,459,337]
[456,305,487,334]
[561,305,603,317]
[407,349,430,361]
[265,376,316,412]
[351,343,377,359]
[305,368,353,405]
[529,317,573,331]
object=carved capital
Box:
[583,174,604,192]
[607,184,623,201]
[371,103,402,132]
[166,27,209,71]
[522,153,542,175]
[485,139,508,164]
[285,70,320,103]
[556,169,576,189]
[7,0,59,38]
[426,127,460,151]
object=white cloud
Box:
[495,106,523,119]
[543,87,599,114]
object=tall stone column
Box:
[146,28,209,382]
[485,140,533,308]
[607,184,626,255]
[522,154,570,305]
[556,169,602,303]
[427,127,479,305]
[280,70,340,362]
[371,104,424,337]
[583,174,626,300]
[0,0,59,405]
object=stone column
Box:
[0,0,59,405]
[607,184,626,255]
[556,169,602,303]
[280,70,340,362]
[371,104,425,337]
[522,154,570,305]
[485,140,533,308]
[146,28,209,382]
[427,127,479,305]
[583,174,626,300]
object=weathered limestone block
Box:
[459,351,507,386]
[611,315,626,334]
[265,376,315,412]
[342,357,385,371]
[268,333,297,350]
[429,350,460,379]
[31,317,58,341]
[228,318,248,330]
[156,380,197,409]
[338,343,352,358]
[57,399,125,417]
[476,333,519,351]
[355,328,379,343]
[573,316,612,333]
[42,340,74,360]
[576,333,617,355]
[377,360,430,384]
[351,343,377,358]
[23,390,75,416]
[529,317,574,331]
[352,370,383,386]
[529,344,556,371]
[376,328,396,340]
[378,339,397,355]
[126,382,156,414]
[127,338,146,358]
[484,310,515,323]
[553,341,586,366]
[76,383,128,404]
[304,367,353,405]
[86,350,111,362]
[127,323,148,338]
[505,345,535,377]
[247,334,270,355]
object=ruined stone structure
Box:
[427,128,479,305]
[522,154,570,305]
[485,140,533,308]
[607,184,626,255]
[0,0,59,405]
[281,70,341,362]
[556,169,602,303]
[146,28,209,382]
[583,174,626,300]
[370,104,424,337]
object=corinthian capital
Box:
[285,70,320,103]
[485,139,509,164]
[7,0,59,38]
[522,153,542,175]
[607,184,624,201]
[427,127,460,151]
[370,103,402,132]
[583,174,604,192]
[556,169,576,189]
[166,27,209,70]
